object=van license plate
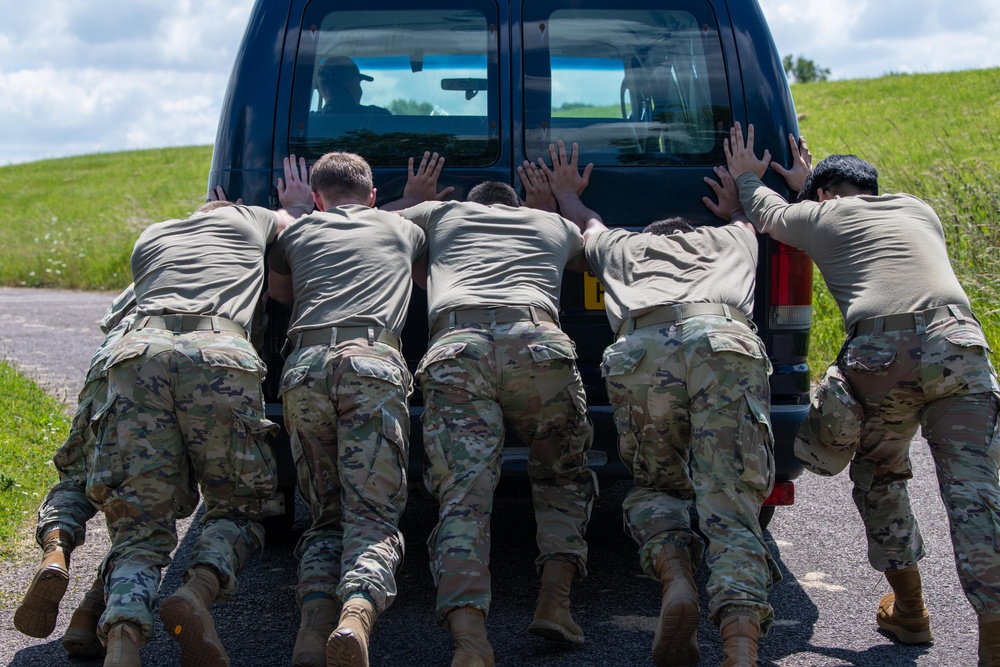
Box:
[583,272,605,310]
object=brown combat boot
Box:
[527,558,585,644]
[326,595,376,667]
[291,597,339,666]
[651,544,700,667]
[159,566,230,666]
[447,607,494,667]
[877,566,933,644]
[979,613,1000,667]
[719,612,760,667]
[61,576,107,659]
[13,529,73,637]
[103,621,142,667]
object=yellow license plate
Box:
[583,272,605,310]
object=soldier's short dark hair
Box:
[800,154,879,201]
[643,217,696,236]
[467,181,520,207]
[197,200,236,213]
[311,152,374,203]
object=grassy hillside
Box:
[0,146,213,289]
[0,361,70,554]
[791,68,1000,375]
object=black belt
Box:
[619,303,752,337]
[133,314,247,337]
[430,306,557,338]
[284,325,401,356]
[852,304,974,336]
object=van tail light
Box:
[763,480,795,506]
[769,241,812,330]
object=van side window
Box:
[288,4,500,167]
[523,1,731,166]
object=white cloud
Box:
[758,0,1000,80]
[0,0,253,165]
[0,1,998,165]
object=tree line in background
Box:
[783,54,830,83]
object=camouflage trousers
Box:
[86,329,278,641]
[281,340,410,612]
[603,315,779,630]
[839,314,1000,614]
[36,376,107,547]
[418,320,595,623]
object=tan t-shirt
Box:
[586,226,758,333]
[736,173,969,330]
[130,205,278,330]
[268,205,427,335]
[398,201,585,323]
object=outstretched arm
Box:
[382,151,456,211]
[770,133,813,195]
[539,140,606,241]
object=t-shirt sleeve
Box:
[268,232,291,275]
[584,228,625,277]
[407,220,427,262]
[396,201,441,230]
[245,205,279,243]
[735,173,819,252]
[561,215,586,264]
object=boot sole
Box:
[61,626,107,659]
[651,596,701,667]
[527,619,585,644]
[13,565,69,638]
[159,592,231,667]
[877,616,933,644]
[326,628,369,667]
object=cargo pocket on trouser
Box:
[346,355,410,510]
[229,410,280,516]
[85,393,123,509]
[735,393,775,498]
[359,407,408,511]
[844,339,896,374]
[53,392,96,481]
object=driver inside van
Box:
[316,56,391,116]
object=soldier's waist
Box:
[430,306,557,338]
[283,325,401,357]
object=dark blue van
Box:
[210,0,812,529]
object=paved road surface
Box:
[0,286,980,665]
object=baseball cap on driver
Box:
[319,56,374,83]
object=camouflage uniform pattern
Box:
[36,298,137,546]
[86,328,277,640]
[839,314,1000,614]
[418,320,596,623]
[280,339,411,612]
[603,316,779,630]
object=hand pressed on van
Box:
[770,134,813,196]
[518,159,556,212]
[724,122,771,180]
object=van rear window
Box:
[288,2,500,167]
[523,1,731,166]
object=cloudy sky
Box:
[1,0,998,166]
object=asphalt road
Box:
[0,286,980,666]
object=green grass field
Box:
[791,68,1000,375]
[0,362,71,555]
[0,146,213,290]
